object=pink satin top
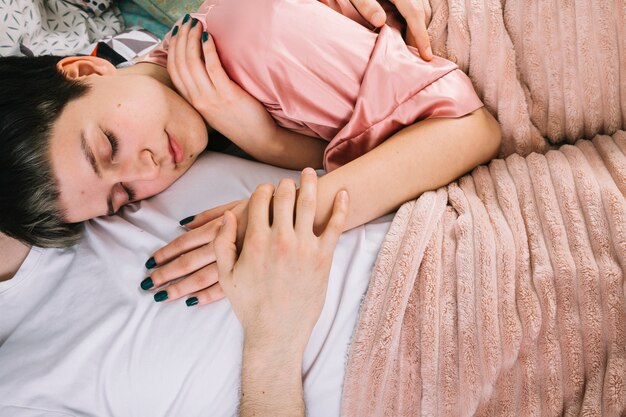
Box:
[142,0,483,171]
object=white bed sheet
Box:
[0,152,392,417]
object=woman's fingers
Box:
[166,24,186,97]
[186,282,226,307]
[153,263,219,304]
[295,168,318,234]
[180,199,243,229]
[148,219,221,267]
[200,32,232,91]
[148,241,216,289]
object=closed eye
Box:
[104,130,119,159]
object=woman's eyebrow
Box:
[80,131,102,179]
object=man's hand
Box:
[214,168,348,416]
[350,0,433,60]
[215,168,348,348]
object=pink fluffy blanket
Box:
[342,132,626,416]
[341,1,626,414]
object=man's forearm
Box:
[313,107,501,233]
[240,342,306,417]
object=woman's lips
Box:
[167,132,184,165]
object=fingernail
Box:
[191,18,199,28]
[426,46,433,58]
[186,297,199,307]
[202,31,209,43]
[303,167,316,175]
[340,190,348,202]
[182,14,190,24]
[172,25,179,36]
[372,11,385,25]
[145,257,157,269]
[140,277,154,290]
[179,215,195,226]
[154,290,168,302]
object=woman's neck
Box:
[118,62,174,89]
[0,233,30,282]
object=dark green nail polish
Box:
[182,14,190,24]
[140,277,154,290]
[179,215,195,226]
[154,290,168,302]
[172,25,179,36]
[191,18,199,28]
[186,297,199,307]
[202,31,209,43]
[145,257,157,269]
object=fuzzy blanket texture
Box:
[341,0,626,415]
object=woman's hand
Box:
[350,0,433,60]
[142,199,249,307]
[166,15,278,145]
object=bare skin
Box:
[215,170,349,416]
[0,234,30,282]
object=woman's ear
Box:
[56,56,116,80]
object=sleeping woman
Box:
[0,0,500,296]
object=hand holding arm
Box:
[214,169,349,416]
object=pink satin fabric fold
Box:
[141,0,483,171]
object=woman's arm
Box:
[141,107,500,306]
[313,106,500,232]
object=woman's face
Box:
[48,62,208,223]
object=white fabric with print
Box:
[0,0,123,56]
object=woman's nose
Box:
[122,149,160,181]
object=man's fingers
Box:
[272,178,296,231]
[350,0,386,27]
[246,184,274,236]
[295,168,317,234]
[214,210,239,277]
[320,190,349,247]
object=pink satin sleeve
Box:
[323,67,483,171]
[140,0,483,172]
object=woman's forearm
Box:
[313,107,501,233]
[250,126,326,170]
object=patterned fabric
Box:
[97,28,161,64]
[65,0,113,16]
[0,0,123,57]
[118,0,169,38]
[129,0,205,27]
